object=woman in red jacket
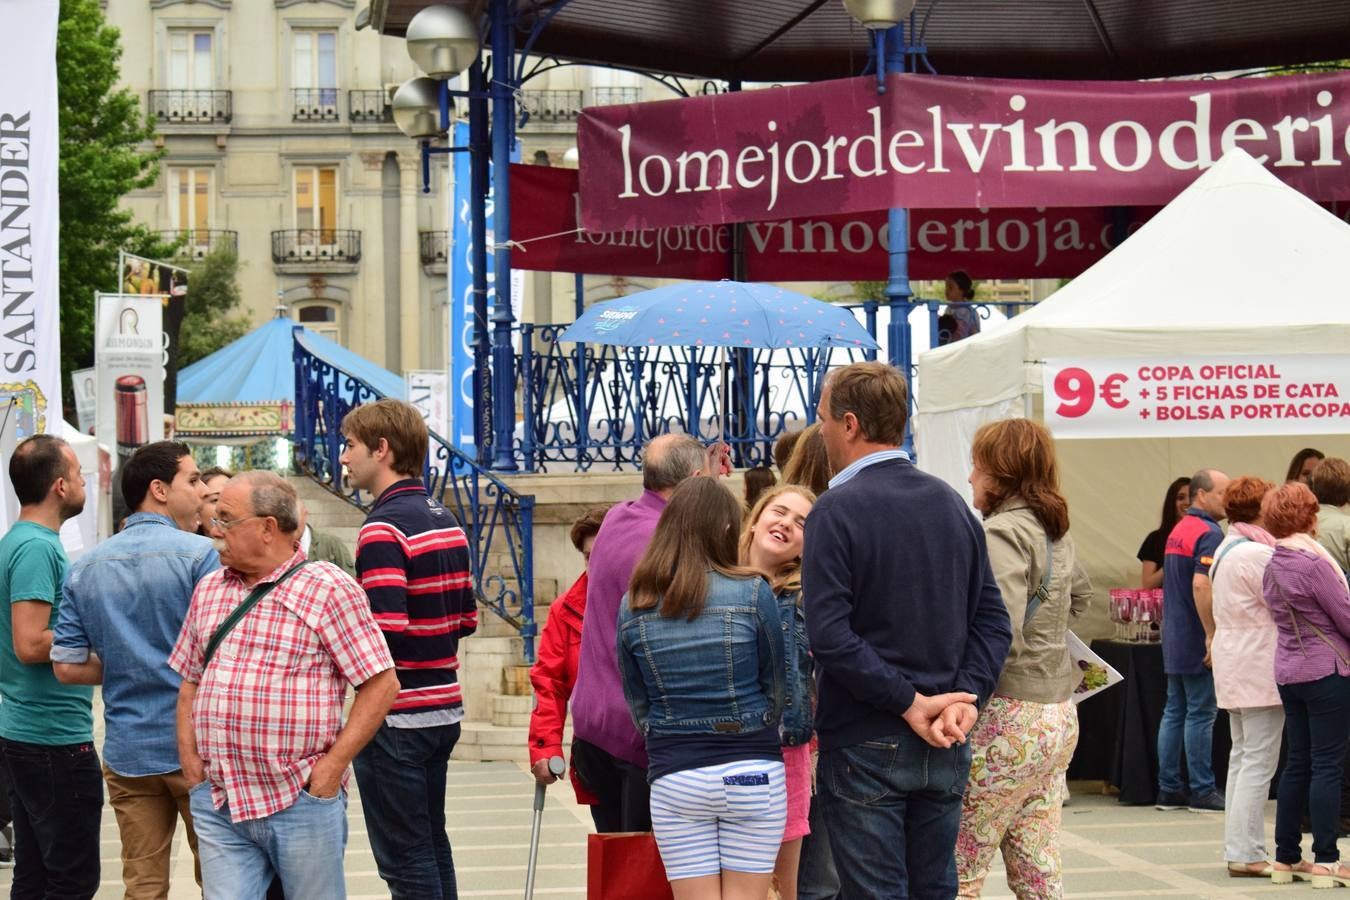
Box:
[528,505,611,821]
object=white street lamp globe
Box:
[562,147,579,168]
[842,0,917,29]
[406,4,480,79]
[392,77,444,138]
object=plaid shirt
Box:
[168,550,393,823]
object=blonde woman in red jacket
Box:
[528,506,610,823]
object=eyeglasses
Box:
[210,515,260,532]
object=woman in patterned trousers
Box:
[957,419,1094,899]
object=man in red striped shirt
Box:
[341,399,476,900]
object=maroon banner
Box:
[577,71,1350,232]
[511,163,1157,281]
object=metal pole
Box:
[881,24,915,456]
[469,59,492,467]
[573,271,587,465]
[489,0,519,471]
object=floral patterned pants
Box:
[956,694,1079,899]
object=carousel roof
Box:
[177,316,406,406]
[370,0,1350,83]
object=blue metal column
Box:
[489,0,519,470]
[881,24,916,455]
[469,60,492,467]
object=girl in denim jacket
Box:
[739,485,816,900]
[618,477,787,900]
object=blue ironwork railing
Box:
[292,333,537,661]
[514,298,1036,472]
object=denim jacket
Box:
[778,589,815,746]
[52,512,219,776]
[617,570,785,738]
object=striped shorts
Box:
[649,758,787,881]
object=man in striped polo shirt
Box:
[341,399,477,900]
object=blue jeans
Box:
[818,731,972,899]
[353,722,460,900]
[1275,674,1350,865]
[0,737,103,900]
[1156,671,1218,796]
[187,781,349,900]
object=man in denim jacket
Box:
[804,363,1011,899]
[53,441,217,899]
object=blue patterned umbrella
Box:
[557,280,879,351]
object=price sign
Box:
[1043,355,1350,439]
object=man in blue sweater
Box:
[803,362,1011,899]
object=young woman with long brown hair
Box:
[738,485,815,900]
[618,477,787,900]
[956,418,1093,899]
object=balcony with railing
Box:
[419,230,449,273]
[590,86,642,106]
[271,230,361,271]
[348,89,392,124]
[157,229,238,260]
[519,89,583,125]
[148,90,232,125]
[292,89,341,122]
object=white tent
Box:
[915,148,1350,605]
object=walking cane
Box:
[525,755,566,900]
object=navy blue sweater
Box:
[802,458,1012,751]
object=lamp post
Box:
[844,0,918,454]
[393,3,521,470]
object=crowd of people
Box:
[0,399,475,900]
[1150,450,1350,887]
[1,359,1348,900]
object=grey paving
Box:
[2,773,1346,898]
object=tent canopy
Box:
[178,316,406,406]
[917,149,1350,417]
[913,148,1350,606]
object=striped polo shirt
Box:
[357,478,477,726]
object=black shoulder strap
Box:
[202,561,309,668]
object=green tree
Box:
[57,0,171,388]
[179,248,250,369]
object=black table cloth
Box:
[1068,640,1231,805]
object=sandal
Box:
[1228,861,1273,878]
[1306,863,1350,890]
[1271,860,1316,885]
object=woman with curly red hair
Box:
[1262,482,1350,887]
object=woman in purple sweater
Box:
[1262,482,1350,887]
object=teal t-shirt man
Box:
[0,521,94,745]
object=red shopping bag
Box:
[586,832,675,899]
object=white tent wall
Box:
[914,148,1350,638]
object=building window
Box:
[293,31,338,106]
[169,167,212,240]
[295,302,340,342]
[168,30,214,90]
[294,166,338,244]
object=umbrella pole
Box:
[720,347,727,450]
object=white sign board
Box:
[95,294,165,479]
[1044,355,1350,439]
[72,367,97,435]
[405,370,450,440]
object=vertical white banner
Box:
[95,294,165,525]
[0,0,61,532]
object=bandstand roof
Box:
[370,0,1350,82]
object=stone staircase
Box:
[286,475,552,763]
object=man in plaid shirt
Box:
[169,471,398,900]
[340,399,476,900]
